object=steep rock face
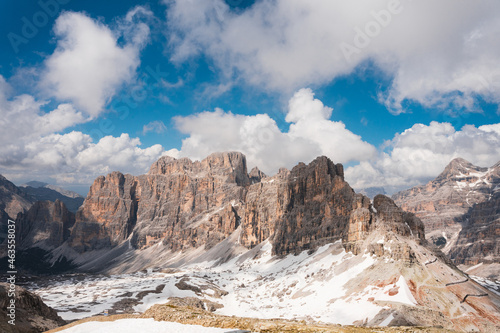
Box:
[393,158,500,253]
[272,157,355,255]
[248,167,266,184]
[69,152,425,259]
[449,191,500,265]
[240,167,288,249]
[372,195,425,240]
[133,152,249,251]
[0,175,34,245]
[0,175,33,221]
[344,194,425,262]
[68,172,138,252]
[70,152,249,252]
[16,200,75,250]
[0,283,65,333]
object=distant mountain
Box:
[393,157,500,278]
[2,153,498,330]
[358,186,386,199]
[0,175,34,244]
[11,152,500,331]
[0,175,34,219]
[20,181,84,213]
[0,175,82,250]
[23,181,82,199]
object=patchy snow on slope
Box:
[57,318,234,333]
[30,240,416,326]
[471,275,500,296]
[465,263,483,272]
[361,276,417,306]
[33,272,196,321]
[379,313,394,326]
[454,181,467,190]
[198,242,380,324]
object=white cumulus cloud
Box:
[41,7,152,117]
[173,88,375,174]
[345,121,500,192]
[165,0,500,113]
[0,75,166,186]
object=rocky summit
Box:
[5,153,500,332]
[0,175,34,243]
[392,158,500,278]
[66,152,424,259]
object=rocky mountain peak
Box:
[0,174,33,221]
[148,156,184,175]
[202,151,250,185]
[148,152,250,186]
[393,157,500,281]
[19,181,84,212]
[435,157,487,182]
[373,194,425,241]
[277,167,290,176]
[22,180,49,188]
[248,166,266,183]
[24,152,430,272]
[290,155,344,180]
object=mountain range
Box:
[20,181,84,213]
[393,157,500,280]
[0,152,499,332]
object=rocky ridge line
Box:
[66,152,424,262]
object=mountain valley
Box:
[1,153,499,332]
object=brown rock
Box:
[68,172,138,252]
[0,174,34,220]
[449,191,500,265]
[393,157,500,268]
[70,152,249,252]
[0,282,65,333]
[240,168,289,248]
[272,156,355,256]
[68,152,427,260]
[0,175,34,245]
[16,200,75,250]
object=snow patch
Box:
[361,275,417,306]
[380,313,394,326]
[32,241,393,326]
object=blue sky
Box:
[1,0,500,195]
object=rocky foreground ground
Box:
[46,303,459,333]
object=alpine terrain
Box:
[393,158,500,281]
[1,153,500,332]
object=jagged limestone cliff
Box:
[69,152,424,259]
